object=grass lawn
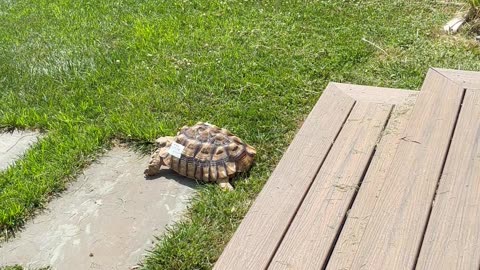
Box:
[0,0,479,269]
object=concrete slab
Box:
[0,130,39,170]
[0,147,197,269]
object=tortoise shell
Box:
[145,122,256,183]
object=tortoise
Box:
[144,122,256,190]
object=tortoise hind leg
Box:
[216,178,234,191]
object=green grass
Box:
[0,0,479,269]
[468,0,480,26]
[0,266,49,270]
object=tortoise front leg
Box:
[216,178,234,191]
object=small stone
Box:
[89,252,94,257]
[476,35,480,41]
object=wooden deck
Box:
[214,68,480,270]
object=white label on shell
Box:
[168,142,185,158]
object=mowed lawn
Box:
[0,0,479,269]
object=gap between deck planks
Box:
[326,98,416,270]
[214,84,357,270]
[269,101,393,269]
[416,88,480,269]
[326,70,464,269]
[214,82,417,270]
[215,68,480,270]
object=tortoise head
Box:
[144,136,175,177]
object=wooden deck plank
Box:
[332,83,418,104]
[326,98,416,270]
[433,68,480,89]
[329,72,464,269]
[213,85,356,270]
[269,102,393,270]
[416,88,480,270]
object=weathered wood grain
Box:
[326,97,416,270]
[332,71,464,269]
[433,68,480,89]
[215,68,480,270]
[269,101,393,270]
[214,84,356,270]
[416,88,480,270]
[331,83,418,105]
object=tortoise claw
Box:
[217,178,234,191]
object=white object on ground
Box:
[443,17,466,34]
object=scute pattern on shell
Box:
[163,122,256,182]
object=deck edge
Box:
[214,83,417,270]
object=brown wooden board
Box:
[433,68,480,89]
[331,83,417,105]
[269,101,392,269]
[326,97,416,270]
[215,68,480,270]
[327,71,464,269]
[416,88,480,270]
[214,85,356,270]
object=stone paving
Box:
[0,130,39,170]
[0,147,197,269]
